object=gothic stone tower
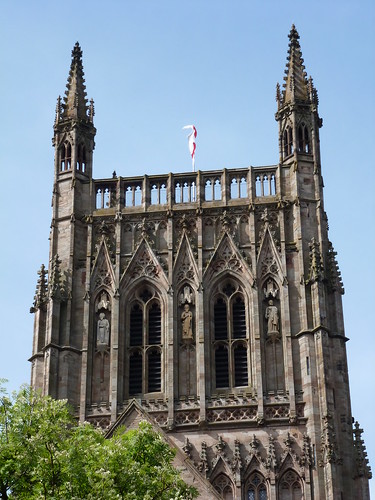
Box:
[30,27,371,499]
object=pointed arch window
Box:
[247,472,268,500]
[148,348,161,392]
[127,289,163,396]
[213,283,250,390]
[212,474,234,499]
[283,126,293,157]
[297,123,310,154]
[60,142,72,171]
[278,470,302,500]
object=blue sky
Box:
[1,0,374,492]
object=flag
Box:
[182,125,197,170]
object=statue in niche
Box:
[265,300,279,334]
[97,312,110,345]
[96,291,111,312]
[179,285,194,306]
[181,304,193,340]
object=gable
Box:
[106,401,222,499]
[203,231,254,285]
[91,239,116,293]
[120,237,169,290]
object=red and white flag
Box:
[182,125,197,171]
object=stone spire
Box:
[61,42,90,121]
[280,24,309,105]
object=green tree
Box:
[100,421,198,499]
[0,382,74,499]
[0,382,198,499]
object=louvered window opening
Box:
[234,345,248,386]
[214,298,228,340]
[215,345,229,388]
[129,351,142,395]
[130,304,143,346]
[232,297,246,338]
[148,303,161,344]
[128,296,162,395]
[148,350,161,392]
[214,293,249,389]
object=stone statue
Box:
[181,304,193,339]
[96,291,111,311]
[265,300,279,334]
[97,312,110,345]
[179,285,194,305]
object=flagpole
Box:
[192,156,196,201]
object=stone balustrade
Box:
[94,166,278,210]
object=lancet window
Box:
[283,126,293,157]
[60,142,72,171]
[212,281,249,390]
[128,288,163,396]
[77,143,86,171]
[297,123,310,154]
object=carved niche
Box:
[262,279,285,393]
[91,290,111,404]
[178,284,196,398]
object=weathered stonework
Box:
[30,28,371,499]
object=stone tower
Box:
[30,27,371,499]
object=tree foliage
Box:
[0,382,198,499]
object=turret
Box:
[53,42,96,181]
[30,44,96,402]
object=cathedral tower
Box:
[30,28,371,499]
